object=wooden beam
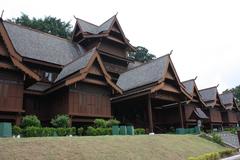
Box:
[65,72,87,86]
[106,36,125,44]
[150,82,164,93]
[0,22,22,61]
[83,78,107,86]
[23,57,62,69]
[11,57,41,81]
[0,62,16,70]
[178,102,184,128]
[111,90,149,103]
[147,94,153,133]
[152,93,180,102]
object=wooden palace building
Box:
[0,15,239,132]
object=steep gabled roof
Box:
[182,79,195,95]
[55,48,95,82]
[3,21,81,65]
[220,92,238,110]
[182,79,207,107]
[199,86,225,108]
[117,55,169,91]
[199,87,218,102]
[0,20,41,80]
[52,47,122,94]
[220,92,234,105]
[76,15,115,34]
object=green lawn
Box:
[0,134,228,160]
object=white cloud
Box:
[1,0,240,92]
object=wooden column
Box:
[15,113,21,125]
[147,94,153,133]
[178,102,184,128]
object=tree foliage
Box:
[223,85,240,106]
[9,13,72,38]
[128,46,156,62]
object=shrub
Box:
[95,127,111,135]
[187,149,237,160]
[188,152,219,160]
[56,128,68,136]
[212,133,223,145]
[77,127,84,136]
[134,128,145,135]
[12,125,22,136]
[66,127,76,136]
[41,127,56,137]
[94,119,107,128]
[51,115,70,128]
[86,126,97,136]
[219,149,237,157]
[22,115,41,128]
[106,119,120,127]
[24,127,42,137]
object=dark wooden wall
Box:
[98,39,127,58]
[68,82,111,118]
[0,39,9,57]
[24,88,69,122]
[184,103,197,122]
[209,108,222,123]
[227,111,238,123]
[0,70,23,113]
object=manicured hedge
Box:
[77,127,84,136]
[187,149,237,160]
[134,128,145,135]
[86,126,111,136]
[22,127,76,137]
[12,125,22,136]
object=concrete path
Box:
[221,154,240,160]
[218,132,240,148]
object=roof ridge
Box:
[123,54,170,73]
[199,86,218,91]
[182,79,195,83]
[98,15,116,28]
[220,92,233,96]
[76,18,99,27]
[3,21,73,43]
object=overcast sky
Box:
[1,0,240,92]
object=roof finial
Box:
[115,12,118,16]
[73,15,77,19]
[216,84,219,87]
[194,76,198,80]
[169,50,173,55]
[0,10,4,20]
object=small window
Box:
[44,72,53,82]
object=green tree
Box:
[223,85,240,106]
[9,13,72,38]
[128,46,156,62]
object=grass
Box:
[0,134,228,160]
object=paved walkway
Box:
[221,154,240,160]
[218,132,239,148]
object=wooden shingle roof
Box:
[76,15,115,34]
[55,48,96,82]
[3,21,82,65]
[199,87,218,102]
[117,55,169,91]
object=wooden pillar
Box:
[69,116,72,127]
[178,102,184,128]
[15,113,21,126]
[147,94,153,133]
